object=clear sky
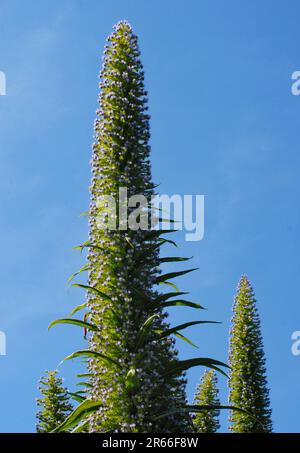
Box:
[0,0,299,432]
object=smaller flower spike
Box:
[228,275,272,432]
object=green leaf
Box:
[156,268,198,284]
[163,358,229,378]
[159,281,180,292]
[154,291,189,302]
[48,318,98,332]
[74,240,105,253]
[72,284,112,301]
[76,382,93,388]
[68,392,85,403]
[143,229,177,241]
[136,314,159,350]
[71,420,89,433]
[73,240,92,251]
[52,399,102,432]
[67,264,90,285]
[153,299,205,311]
[62,349,120,367]
[125,368,138,390]
[157,218,179,224]
[174,332,199,348]
[124,237,135,248]
[69,302,87,317]
[79,211,90,217]
[160,320,219,337]
[77,373,92,379]
[158,237,178,248]
[158,256,192,264]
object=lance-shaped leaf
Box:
[125,368,138,390]
[123,236,134,249]
[135,314,159,350]
[154,291,189,303]
[158,237,178,248]
[74,240,105,253]
[72,283,112,301]
[67,264,90,285]
[157,218,178,224]
[135,238,179,265]
[159,281,180,292]
[71,421,89,433]
[79,210,90,217]
[77,373,92,379]
[52,399,103,432]
[68,392,85,403]
[48,318,98,333]
[62,349,120,367]
[156,268,198,284]
[174,332,199,348]
[158,256,192,264]
[153,299,205,311]
[142,229,177,241]
[69,302,87,317]
[163,358,229,378]
[76,382,93,388]
[159,320,220,338]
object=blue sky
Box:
[0,0,299,432]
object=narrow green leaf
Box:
[156,268,198,283]
[124,237,135,248]
[68,392,85,403]
[159,256,192,264]
[67,264,90,285]
[71,420,89,433]
[159,281,180,292]
[76,382,93,388]
[157,218,179,224]
[69,303,87,317]
[48,318,98,332]
[161,320,220,338]
[79,211,90,217]
[159,238,178,248]
[154,292,189,302]
[163,358,229,378]
[74,240,105,253]
[136,314,159,350]
[174,332,199,348]
[52,400,102,432]
[77,373,92,379]
[73,284,112,301]
[63,349,119,367]
[154,300,205,311]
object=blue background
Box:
[0,0,299,432]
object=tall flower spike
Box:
[228,275,272,432]
[87,21,191,432]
